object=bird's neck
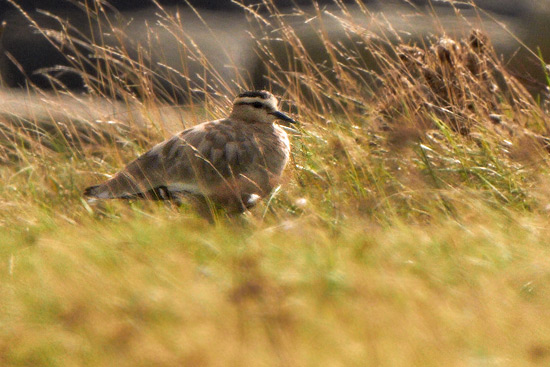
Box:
[228,114,273,127]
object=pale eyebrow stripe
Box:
[234,97,266,104]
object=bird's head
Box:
[230,90,296,125]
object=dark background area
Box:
[0,0,548,101]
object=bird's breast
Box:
[250,125,290,175]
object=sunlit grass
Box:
[2,0,550,366]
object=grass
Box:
[2,0,550,366]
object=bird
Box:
[83,90,296,215]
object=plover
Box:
[84,91,296,214]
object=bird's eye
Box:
[252,102,263,109]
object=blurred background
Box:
[1,0,549,103]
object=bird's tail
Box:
[83,172,145,199]
[83,182,118,199]
[83,184,104,198]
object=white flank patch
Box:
[246,194,261,206]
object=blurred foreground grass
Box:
[3,194,550,366]
[3,1,550,366]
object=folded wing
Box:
[84,119,267,201]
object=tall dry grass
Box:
[2,1,550,366]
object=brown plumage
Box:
[84,91,296,213]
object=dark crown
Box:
[237,91,271,99]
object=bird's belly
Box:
[167,182,202,195]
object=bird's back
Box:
[85,118,290,204]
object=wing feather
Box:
[85,119,270,200]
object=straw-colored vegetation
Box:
[2,1,550,366]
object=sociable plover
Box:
[84,91,296,213]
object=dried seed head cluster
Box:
[377,30,541,139]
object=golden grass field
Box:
[2,1,550,366]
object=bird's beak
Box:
[270,111,297,124]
